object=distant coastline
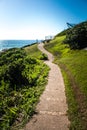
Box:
[0,40,39,52]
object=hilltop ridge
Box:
[44,22,87,129]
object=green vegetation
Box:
[0,44,49,130]
[64,21,87,49]
[24,43,48,60]
[55,28,70,37]
[45,35,87,129]
[24,44,42,59]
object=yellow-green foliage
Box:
[24,44,48,60]
[45,36,87,95]
[45,35,87,129]
[0,46,49,130]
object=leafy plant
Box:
[0,46,49,130]
[39,53,48,60]
[64,21,87,49]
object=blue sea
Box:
[0,40,38,51]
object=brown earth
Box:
[60,63,87,129]
[24,43,70,130]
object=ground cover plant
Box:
[24,43,48,60]
[45,34,87,130]
[0,45,49,130]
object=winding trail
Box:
[24,43,70,130]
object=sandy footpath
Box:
[24,43,70,130]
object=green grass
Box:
[45,36,87,129]
[24,44,42,59]
[24,43,48,60]
[0,44,49,130]
[62,70,84,130]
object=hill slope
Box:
[45,34,87,129]
[0,44,49,130]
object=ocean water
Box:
[0,40,37,51]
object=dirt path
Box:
[24,43,70,130]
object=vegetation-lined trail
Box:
[24,43,69,130]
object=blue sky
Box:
[0,0,87,39]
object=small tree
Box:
[64,21,87,49]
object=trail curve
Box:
[24,43,70,130]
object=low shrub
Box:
[40,53,48,60]
[64,21,87,49]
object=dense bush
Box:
[64,21,87,49]
[0,48,26,66]
[0,48,49,130]
[39,53,48,60]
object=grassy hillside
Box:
[55,28,70,37]
[24,44,42,58]
[24,44,48,60]
[45,35,87,130]
[0,44,49,130]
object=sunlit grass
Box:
[45,35,87,129]
[24,44,42,59]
